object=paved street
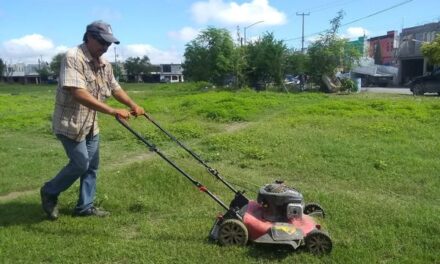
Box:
[361,87,412,95]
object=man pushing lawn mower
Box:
[40,20,144,220]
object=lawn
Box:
[0,83,439,263]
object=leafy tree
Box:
[230,46,248,88]
[111,62,124,82]
[124,55,152,82]
[245,32,287,88]
[183,27,235,85]
[284,49,309,75]
[0,58,5,78]
[36,62,51,83]
[50,53,65,78]
[421,34,440,65]
[307,10,360,92]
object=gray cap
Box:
[86,20,120,44]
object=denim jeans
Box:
[42,133,100,213]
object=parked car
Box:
[284,75,300,85]
[408,68,440,95]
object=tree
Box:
[0,58,5,79]
[50,53,65,78]
[111,62,124,82]
[36,62,51,83]
[183,27,235,85]
[245,32,287,88]
[124,55,152,82]
[284,49,309,75]
[421,34,440,65]
[307,10,360,92]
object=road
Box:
[361,87,412,95]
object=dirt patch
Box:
[0,189,38,202]
[223,122,252,133]
[0,122,252,202]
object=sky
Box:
[1,0,439,65]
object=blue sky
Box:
[1,0,439,65]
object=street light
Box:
[244,20,264,44]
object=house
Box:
[4,63,41,84]
[367,30,398,66]
[397,22,440,84]
[159,64,184,83]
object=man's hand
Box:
[130,104,145,117]
[113,109,131,119]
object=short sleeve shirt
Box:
[52,43,121,142]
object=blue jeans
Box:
[42,133,100,213]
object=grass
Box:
[0,82,439,263]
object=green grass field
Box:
[0,83,439,263]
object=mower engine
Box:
[257,181,304,222]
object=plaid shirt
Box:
[52,43,121,142]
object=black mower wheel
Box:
[218,219,248,246]
[305,230,332,255]
[304,203,325,217]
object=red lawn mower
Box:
[117,114,332,255]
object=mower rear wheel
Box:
[218,219,248,246]
[304,203,325,217]
[305,230,332,255]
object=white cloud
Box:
[0,34,181,65]
[168,27,200,42]
[108,44,183,64]
[0,34,68,63]
[345,27,370,39]
[191,0,287,26]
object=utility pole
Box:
[114,46,119,81]
[296,12,310,53]
[237,25,242,46]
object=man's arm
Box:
[70,87,131,118]
[112,89,145,116]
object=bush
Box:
[340,78,357,92]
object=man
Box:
[40,21,145,220]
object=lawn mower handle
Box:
[115,114,230,211]
[142,113,243,196]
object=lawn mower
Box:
[116,114,332,255]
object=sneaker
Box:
[73,207,110,217]
[40,187,59,220]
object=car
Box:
[284,75,300,85]
[408,68,440,95]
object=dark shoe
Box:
[73,207,110,217]
[40,187,59,220]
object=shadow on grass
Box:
[0,201,46,226]
[247,243,302,261]
[203,238,303,261]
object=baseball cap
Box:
[86,20,120,44]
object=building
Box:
[367,30,398,66]
[4,63,41,84]
[348,36,368,57]
[397,22,440,84]
[159,64,184,83]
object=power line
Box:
[284,0,414,42]
[341,0,413,27]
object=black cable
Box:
[283,0,414,42]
